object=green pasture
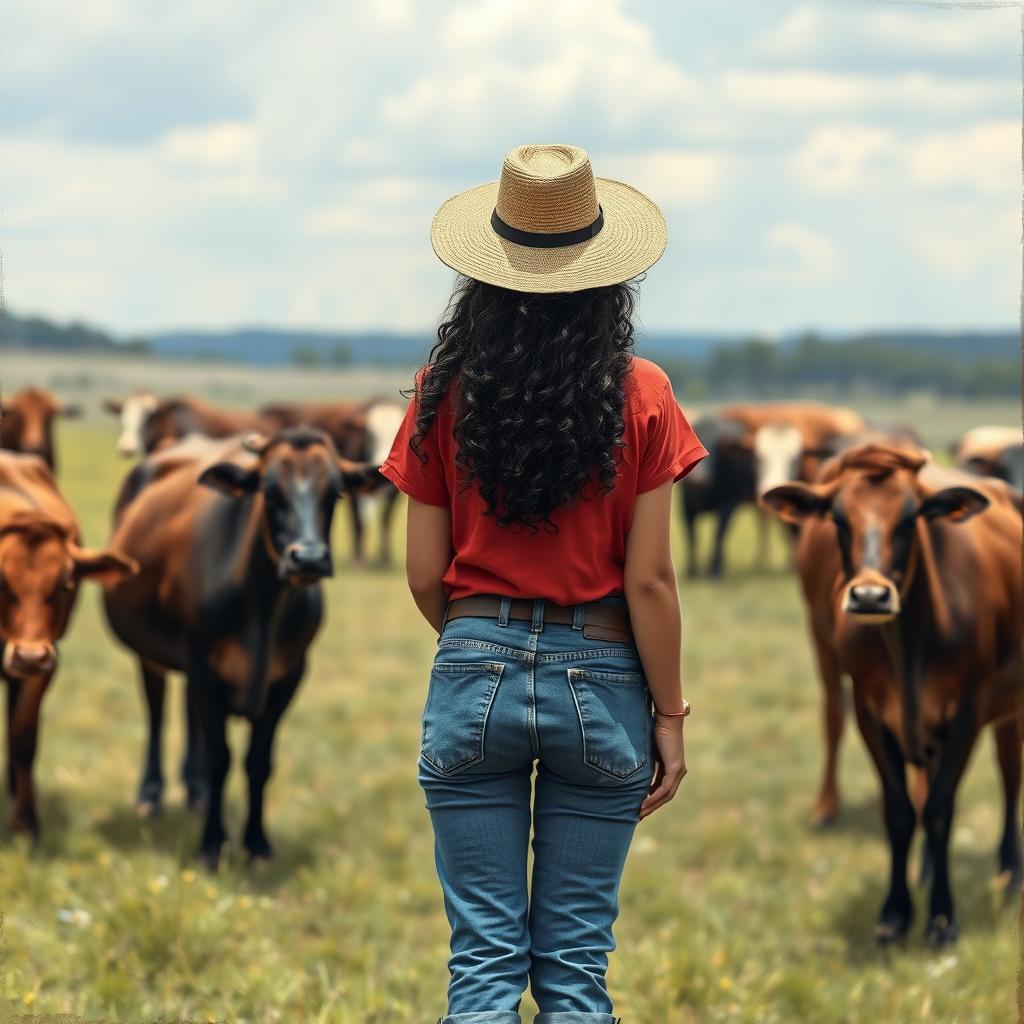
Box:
[0,392,1020,1024]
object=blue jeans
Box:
[418,594,654,1024]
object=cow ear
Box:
[760,482,833,524]
[198,462,261,496]
[337,457,385,494]
[918,486,989,523]
[68,544,140,586]
[102,398,123,415]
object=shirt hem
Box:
[378,460,448,507]
[636,443,709,494]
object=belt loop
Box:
[497,596,511,627]
[531,598,545,633]
[571,602,585,631]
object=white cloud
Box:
[753,3,1015,62]
[160,121,257,167]
[793,125,893,191]
[912,205,1019,280]
[595,149,726,205]
[906,121,1018,193]
[721,69,1013,115]
[762,223,841,283]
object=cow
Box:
[102,390,160,457]
[717,401,866,498]
[134,395,275,455]
[762,444,1022,945]
[101,427,379,869]
[0,451,138,840]
[953,425,1023,494]
[259,397,405,565]
[0,387,82,473]
[679,413,763,578]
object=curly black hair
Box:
[405,276,640,532]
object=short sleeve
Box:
[378,377,449,507]
[636,380,708,493]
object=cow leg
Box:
[242,660,304,862]
[809,627,844,828]
[6,678,21,796]
[922,709,977,947]
[708,504,737,579]
[754,505,770,571]
[682,503,700,579]
[993,716,1022,896]
[784,521,800,571]
[136,662,167,816]
[181,676,208,811]
[7,672,51,841]
[910,767,932,886]
[855,701,916,944]
[347,492,366,566]
[189,653,231,871]
[377,487,400,567]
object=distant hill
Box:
[1,308,1016,396]
[1,309,150,354]
[147,328,434,366]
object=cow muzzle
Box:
[4,641,57,677]
[280,541,333,582]
[841,574,901,621]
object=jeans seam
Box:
[527,630,540,756]
[437,638,534,661]
[420,663,504,775]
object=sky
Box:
[0,0,1019,336]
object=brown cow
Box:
[763,444,1022,945]
[259,397,403,565]
[718,401,867,497]
[138,395,275,455]
[102,427,379,869]
[0,387,82,472]
[0,451,137,839]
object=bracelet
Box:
[655,698,691,718]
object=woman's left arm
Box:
[405,497,452,633]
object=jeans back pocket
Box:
[567,667,652,780]
[421,661,505,775]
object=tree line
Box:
[659,333,1016,400]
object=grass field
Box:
[0,382,1020,1024]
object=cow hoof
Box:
[244,834,274,863]
[994,868,1022,904]
[810,809,838,830]
[924,914,959,947]
[198,840,227,873]
[186,789,208,813]
[137,799,161,819]
[10,819,39,845]
[874,914,911,946]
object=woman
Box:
[380,144,707,1024]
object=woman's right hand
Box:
[638,714,687,820]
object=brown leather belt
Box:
[445,594,634,644]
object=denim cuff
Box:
[534,1014,620,1024]
[439,1014,522,1024]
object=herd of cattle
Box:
[0,383,1020,947]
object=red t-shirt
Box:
[379,355,707,605]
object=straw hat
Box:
[430,143,667,293]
